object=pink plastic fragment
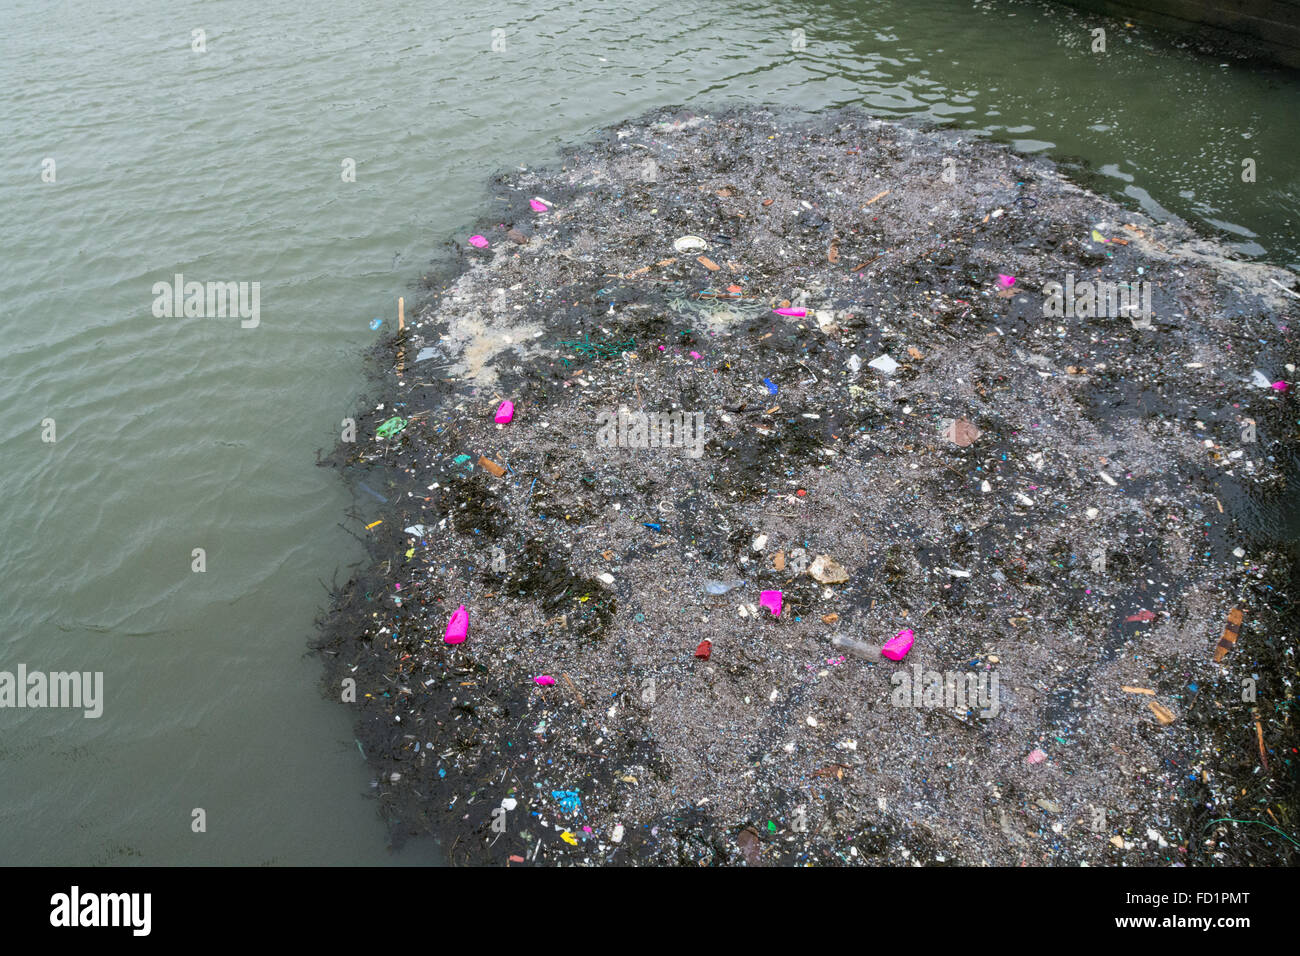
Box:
[881,628,914,661]
[444,605,468,644]
[1027,748,1047,765]
[1272,380,1288,391]
[759,590,782,616]
[690,351,701,360]
[773,308,806,317]
[529,199,549,212]
[495,400,514,424]
[997,274,1016,287]
[468,235,489,248]
[534,675,556,686]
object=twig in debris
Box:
[337,522,367,544]
[1255,711,1269,771]
[1268,277,1300,299]
[562,672,585,707]
[813,763,851,779]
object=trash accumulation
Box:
[318,107,1299,866]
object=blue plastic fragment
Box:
[551,790,581,813]
[643,522,661,532]
[369,317,383,330]
[764,378,778,395]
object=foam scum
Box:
[317,107,1299,866]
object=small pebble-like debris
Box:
[942,418,982,447]
[808,554,849,584]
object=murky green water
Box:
[1,0,1296,865]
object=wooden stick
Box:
[1148,701,1176,725]
[396,297,406,374]
[1213,608,1244,662]
[562,672,584,708]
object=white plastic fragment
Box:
[868,354,899,375]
